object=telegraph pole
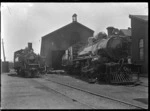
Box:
[2,39,6,62]
[1,4,9,73]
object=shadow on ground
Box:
[8,73,44,79]
[133,98,148,105]
[8,73,21,77]
[49,72,109,85]
[48,72,139,86]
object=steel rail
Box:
[140,84,148,87]
[45,77,146,109]
[31,79,97,109]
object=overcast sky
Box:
[1,2,148,62]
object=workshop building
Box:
[129,15,148,74]
[40,14,94,69]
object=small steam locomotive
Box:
[14,43,46,77]
[62,31,141,84]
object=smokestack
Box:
[28,42,32,50]
[106,26,115,36]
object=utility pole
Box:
[2,39,6,62]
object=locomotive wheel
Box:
[18,69,23,76]
[97,73,108,83]
[31,70,40,78]
[26,71,31,78]
[21,70,26,77]
[32,71,38,78]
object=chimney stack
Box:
[28,42,32,50]
[106,26,115,36]
[72,13,77,22]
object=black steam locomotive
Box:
[14,43,46,78]
[62,31,141,84]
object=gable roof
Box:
[120,29,131,37]
[129,15,148,22]
[42,21,94,39]
[14,49,24,54]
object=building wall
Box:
[40,23,94,67]
[131,19,148,73]
[144,22,148,73]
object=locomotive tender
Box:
[14,43,46,77]
[62,31,141,84]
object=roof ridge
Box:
[42,22,72,38]
[42,21,94,39]
[129,15,148,22]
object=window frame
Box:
[139,38,144,61]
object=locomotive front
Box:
[24,50,40,77]
[77,33,132,83]
[14,43,42,78]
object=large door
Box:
[52,50,65,70]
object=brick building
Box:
[129,15,148,74]
[40,14,94,69]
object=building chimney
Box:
[28,42,32,50]
[106,26,115,36]
[72,13,77,22]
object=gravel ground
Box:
[1,72,148,109]
[1,73,91,109]
[43,73,148,109]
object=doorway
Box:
[51,50,65,70]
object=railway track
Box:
[43,77,147,109]
[139,83,148,87]
[32,76,147,109]
[31,79,97,109]
[141,84,148,87]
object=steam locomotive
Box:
[62,31,141,84]
[14,43,46,78]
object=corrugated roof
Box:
[129,15,148,22]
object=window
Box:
[139,39,144,60]
[15,57,19,62]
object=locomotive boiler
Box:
[14,43,46,77]
[62,31,141,84]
